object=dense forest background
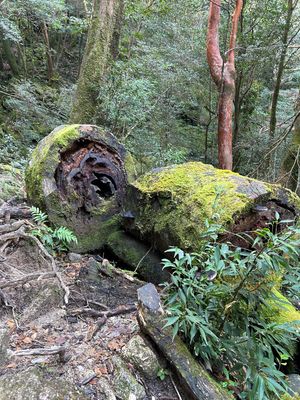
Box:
[0,0,299,185]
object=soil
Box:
[0,237,182,400]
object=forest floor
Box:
[0,222,184,400]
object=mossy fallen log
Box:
[25,125,127,252]
[25,125,300,259]
[137,283,234,400]
[124,162,300,253]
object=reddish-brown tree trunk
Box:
[207,0,243,170]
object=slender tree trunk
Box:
[42,21,54,81]
[207,0,243,170]
[279,90,300,193]
[70,0,124,124]
[269,0,294,139]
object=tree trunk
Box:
[42,21,54,81]
[70,0,124,124]
[207,0,243,170]
[269,0,294,139]
[279,90,300,193]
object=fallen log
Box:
[137,283,233,400]
[124,162,300,253]
[25,125,128,252]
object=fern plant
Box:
[30,206,77,253]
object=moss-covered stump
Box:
[25,125,127,252]
[125,162,300,253]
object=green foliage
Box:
[156,367,169,381]
[30,206,77,253]
[162,220,300,399]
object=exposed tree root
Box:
[0,271,56,289]
[12,346,68,363]
[69,303,137,340]
[0,220,70,304]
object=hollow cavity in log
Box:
[55,139,126,216]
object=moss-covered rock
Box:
[125,162,300,253]
[25,125,127,252]
[0,368,88,400]
[111,356,146,400]
[0,164,25,204]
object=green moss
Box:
[25,124,80,208]
[264,289,300,326]
[128,162,281,252]
[0,163,25,202]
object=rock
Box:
[97,377,117,400]
[0,368,88,400]
[121,334,161,379]
[0,164,25,203]
[25,125,128,253]
[125,162,300,253]
[112,356,146,400]
[137,284,233,400]
[19,283,63,325]
[68,252,83,263]
[0,328,9,367]
[287,375,300,396]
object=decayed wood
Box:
[137,283,233,400]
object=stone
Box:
[121,334,161,379]
[288,375,300,396]
[137,283,162,314]
[112,356,146,400]
[97,377,116,400]
[0,368,88,400]
[0,328,9,367]
[19,283,63,325]
[137,284,233,400]
[0,164,25,203]
[68,252,83,263]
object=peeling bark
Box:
[207,0,243,170]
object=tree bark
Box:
[207,0,243,170]
[70,0,124,124]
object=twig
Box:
[170,375,183,400]
[13,346,68,363]
[79,373,97,386]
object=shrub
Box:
[162,219,300,399]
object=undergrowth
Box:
[30,206,77,254]
[162,212,300,399]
